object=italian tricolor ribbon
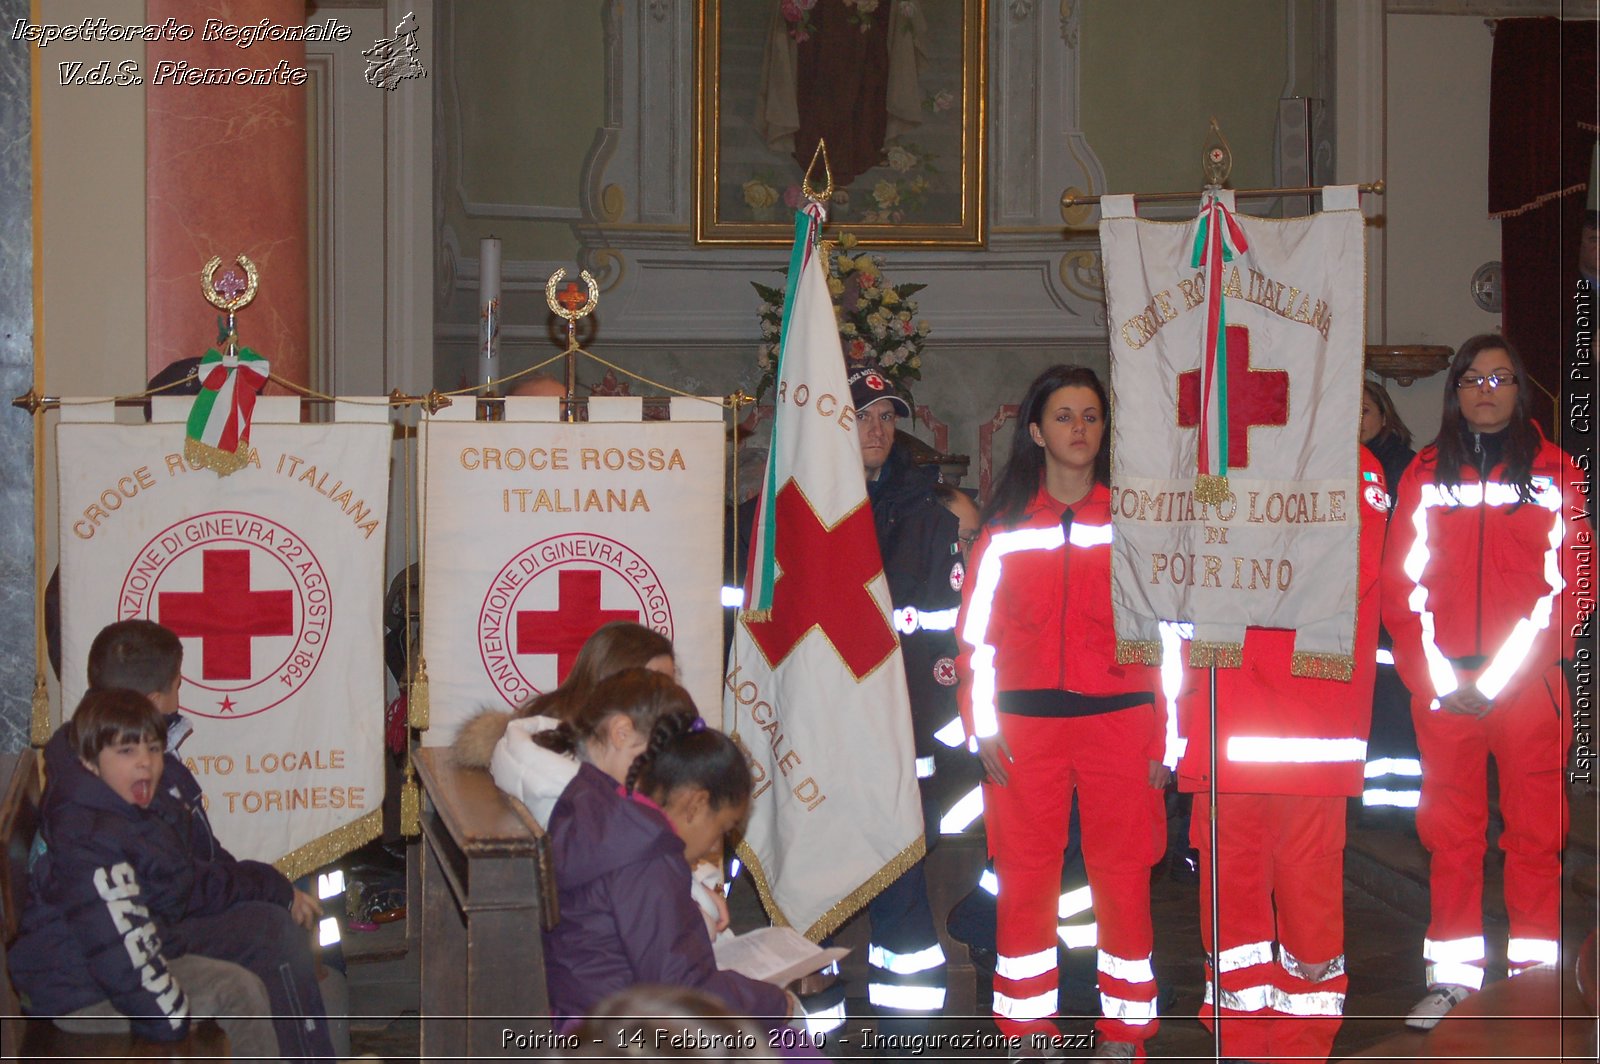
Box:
[1189,189,1249,503]
[184,346,270,475]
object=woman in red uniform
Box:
[957,365,1166,1061]
[1382,334,1589,1029]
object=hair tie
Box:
[689,716,707,733]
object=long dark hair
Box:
[533,668,697,790]
[1362,379,1413,449]
[1432,334,1540,501]
[518,621,673,723]
[634,721,751,811]
[982,365,1110,528]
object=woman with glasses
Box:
[1381,334,1590,1029]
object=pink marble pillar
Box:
[146,0,308,389]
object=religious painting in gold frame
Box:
[695,0,987,247]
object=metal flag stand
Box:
[1064,118,1384,1062]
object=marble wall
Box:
[0,0,36,752]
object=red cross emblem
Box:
[744,482,896,678]
[933,657,957,686]
[556,282,589,314]
[1176,325,1289,469]
[516,568,639,682]
[864,372,886,391]
[159,549,294,681]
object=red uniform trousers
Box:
[1412,662,1571,986]
[986,710,1164,1049]
[1191,793,1348,1064]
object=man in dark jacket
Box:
[850,367,960,1022]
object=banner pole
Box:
[1208,662,1221,1063]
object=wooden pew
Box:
[413,746,557,1058]
[0,749,228,1061]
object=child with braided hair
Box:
[483,667,794,1029]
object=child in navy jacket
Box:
[9,690,334,1061]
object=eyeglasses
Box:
[958,531,980,548]
[1455,373,1518,390]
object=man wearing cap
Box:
[846,366,963,1025]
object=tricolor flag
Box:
[726,202,924,940]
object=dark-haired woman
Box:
[955,366,1165,1060]
[1382,335,1589,1029]
[1361,379,1416,504]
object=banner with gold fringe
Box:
[1099,187,1366,673]
[57,401,389,876]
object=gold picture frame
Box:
[694,0,987,247]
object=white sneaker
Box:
[1405,983,1474,1030]
[1091,1041,1137,1060]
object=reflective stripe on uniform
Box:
[1159,620,1192,768]
[934,716,966,748]
[803,999,846,1036]
[893,606,960,635]
[1271,988,1346,1016]
[1225,736,1367,763]
[1427,961,1486,989]
[993,987,1057,1020]
[995,947,1057,981]
[1278,946,1345,982]
[1506,937,1559,968]
[963,527,1065,738]
[1216,940,1274,973]
[1365,757,1422,778]
[1057,884,1093,919]
[914,755,937,779]
[1058,922,1097,950]
[868,942,946,975]
[940,785,984,834]
[1098,951,1155,985]
[1204,982,1270,1012]
[868,983,948,1010]
[1424,935,1487,964]
[1362,788,1421,808]
[1099,992,1156,1025]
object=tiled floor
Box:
[346,783,1598,1061]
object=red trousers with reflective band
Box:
[985,709,1163,1048]
[1191,793,1347,1064]
[1412,664,1571,985]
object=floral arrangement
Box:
[781,0,886,42]
[751,232,930,403]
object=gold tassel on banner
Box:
[1193,473,1230,506]
[1116,639,1161,666]
[30,671,51,747]
[409,656,430,729]
[740,608,773,625]
[399,763,421,837]
[1291,651,1355,682]
[1188,641,1243,669]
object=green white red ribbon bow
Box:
[184,346,270,475]
[1189,189,1249,501]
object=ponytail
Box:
[546,667,699,772]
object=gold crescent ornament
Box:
[201,255,260,313]
[544,268,600,321]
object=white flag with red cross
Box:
[1099,187,1367,677]
[57,398,390,877]
[418,398,726,744]
[726,203,924,941]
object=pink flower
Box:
[781,0,803,21]
[783,184,803,209]
[848,338,871,360]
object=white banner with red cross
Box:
[418,398,726,745]
[1099,187,1367,676]
[57,398,391,877]
[726,204,924,941]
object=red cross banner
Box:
[726,203,924,941]
[56,398,391,877]
[1099,187,1367,675]
[418,398,726,744]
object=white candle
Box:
[479,236,502,391]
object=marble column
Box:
[0,0,36,752]
[146,0,309,388]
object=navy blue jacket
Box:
[542,762,787,1028]
[10,724,290,1040]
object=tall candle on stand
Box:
[479,236,502,392]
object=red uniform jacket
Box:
[1381,429,1587,710]
[955,482,1163,762]
[1175,450,1388,797]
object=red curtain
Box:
[1488,17,1597,431]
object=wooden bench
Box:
[1,749,228,1061]
[413,746,557,1058]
